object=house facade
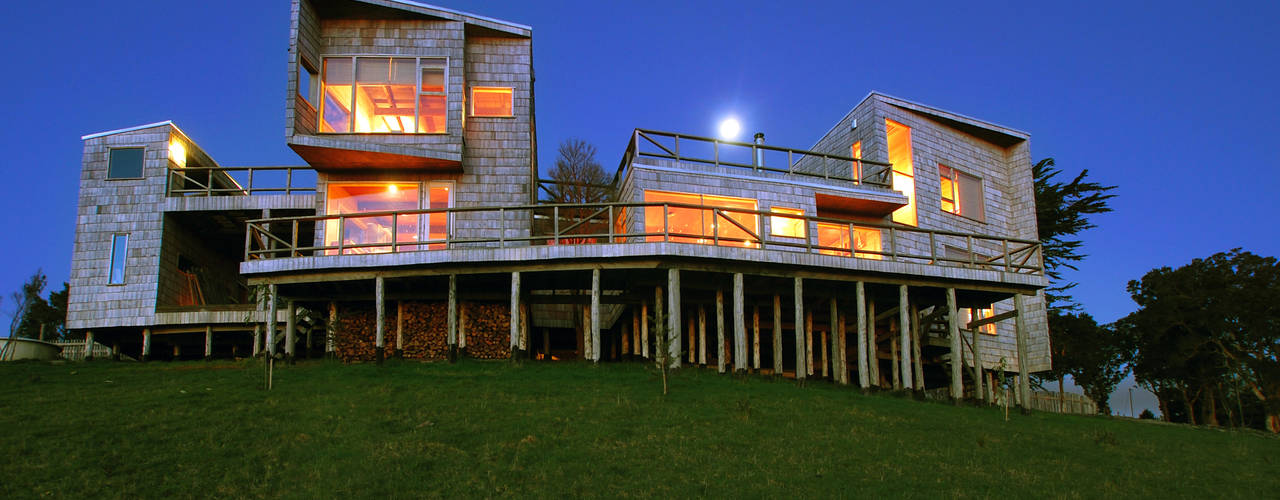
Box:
[67,0,1048,403]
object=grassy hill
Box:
[0,359,1274,498]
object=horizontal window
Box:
[643,190,758,247]
[323,182,452,254]
[319,56,447,134]
[471,87,513,117]
[107,147,144,179]
[940,164,985,221]
[815,222,882,259]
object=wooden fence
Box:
[55,341,117,361]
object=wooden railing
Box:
[612,129,894,190]
[167,166,316,197]
[244,202,1043,276]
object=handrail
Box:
[167,165,316,197]
[610,128,895,192]
[244,201,1043,277]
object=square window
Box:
[939,164,985,221]
[108,234,128,284]
[471,87,513,117]
[107,148,144,179]
[770,207,806,238]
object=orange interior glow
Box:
[770,207,806,238]
[886,119,917,226]
[643,190,758,247]
[850,141,862,182]
[815,222,882,259]
[965,307,997,335]
[471,87,513,117]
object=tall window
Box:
[107,148,144,179]
[815,222,882,259]
[324,182,452,254]
[886,119,916,226]
[850,141,862,183]
[298,59,319,108]
[108,234,128,285]
[939,164,985,221]
[966,307,997,335]
[319,57,447,134]
[471,87,513,117]
[770,207,806,238]
[643,191,758,247]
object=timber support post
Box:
[947,288,963,402]
[510,271,521,359]
[697,305,706,366]
[204,325,213,360]
[394,301,404,359]
[667,268,681,369]
[972,307,985,404]
[830,297,841,384]
[733,273,747,373]
[867,298,879,386]
[716,288,726,373]
[285,299,296,363]
[794,277,805,381]
[591,268,601,363]
[898,285,912,390]
[1015,293,1031,414]
[752,305,761,372]
[642,298,650,359]
[374,277,384,364]
[141,328,151,362]
[326,301,337,358]
[267,284,279,359]
[84,331,94,361]
[772,294,782,376]
[856,282,868,389]
[448,274,458,362]
[911,302,923,392]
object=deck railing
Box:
[167,166,316,197]
[244,202,1043,276]
[612,129,894,190]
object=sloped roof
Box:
[817,91,1029,149]
[312,0,531,37]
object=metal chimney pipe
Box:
[753,132,765,167]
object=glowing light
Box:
[718,117,741,140]
[168,140,187,168]
[387,184,399,194]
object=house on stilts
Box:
[66,0,1049,405]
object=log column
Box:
[267,284,279,358]
[898,285,913,390]
[252,324,261,358]
[326,302,337,357]
[972,307,985,402]
[448,274,458,361]
[793,277,805,380]
[394,301,404,358]
[510,271,521,358]
[642,299,650,359]
[732,274,747,373]
[856,282,868,388]
[772,294,783,375]
[204,325,213,360]
[947,288,963,401]
[697,305,706,366]
[666,269,682,368]
[285,299,297,361]
[374,278,384,364]
[867,297,879,386]
[716,288,726,374]
[911,303,923,389]
[1015,293,1031,412]
[141,328,152,362]
[752,305,761,371]
[830,297,841,383]
[591,268,601,363]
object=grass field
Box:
[0,359,1275,498]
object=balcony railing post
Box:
[247,169,254,195]
[889,227,898,261]
[291,219,299,257]
[1002,239,1012,273]
[286,168,293,196]
[337,216,346,255]
[499,207,505,247]
[713,208,720,246]
[663,203,670,242]
[608,205,615,243]
[553,206,560,245]
[929,232,937,264]
[1038,244,1046,276]
[392,213,399,253]
[244,223,253,261]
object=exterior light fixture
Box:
[169,139,187,168]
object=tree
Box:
[1047,311,1126,415]
[8,270,50,339]
[544,139,609,204]
[1033,158,1117,311]
[13,282,68,341]
[1121,249,1280,432]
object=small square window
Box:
[770,207,806,238]
[108,234,129,285]
[965,308,997,335]
[939,164,985,221]
[471,87,513,117]
[107,148,144,179]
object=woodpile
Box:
[334,301,510,362]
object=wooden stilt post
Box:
[829,297,839,382]
[856,282,868,388]
[305,318,313,359]
[252,324,261,358]
[868,298,879,386]
[947,288,963,401]
[716,288,726,373]
[591,268,601,363]
[911,303,923,390]
[837,308,849,385]
[520,302,530,358]
[642,298,650,359]
[752,305,761,371]
[772,294,783,376]
[794,277,805,380]
[578,305,588,360]
[510,271,521,359]
[447,274,458,362]
[805,310,814,377]
[394,301,404,359]
[632,311,640,360]
[267,284,279,359]
[820,330,829,379]
[898,285,913,390]
[204,325,213,360]
[687,316,695,364]
[731,274,746,373]
[285,299,297,362]
[666,269,681,368]
[326,301,337,357]
[543,327,551,360]
[1015,293,1031,412]
[84,331,94,361]
[374,278,384,364]
[697,305,706,366]
[459,301,468,354]
[972,307,985,402]
[891,334,901,389]
[622,322,631,358]
[141,328,152,362]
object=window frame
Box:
[885,119,917,226]
[321,180,455,254]
[469,86,514,117]
[317,55,450,135]
[297,57,320,110]
[938,163,986,222]
[108,233,129,285]
[106,147,146,180]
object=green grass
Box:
[0,359,1275,498]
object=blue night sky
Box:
[0,1,1276,412]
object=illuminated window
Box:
[815,222,882,259]
[324,182,453,254]
[107,148,144,179]
[939,164,985,221]
[965,307,997,335]
[319,57,447,134]
[471,87,513,117]
[850,141,862,182]
[108,234,128,285]
[770,207,806,238]
[643,191,758,247]
[886,119,916,226]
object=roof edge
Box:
[81,120,180,141]
[381,0,531,34]
[868,91,1029,139]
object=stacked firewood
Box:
[333,301,512,362]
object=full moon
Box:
[718,118,741,140]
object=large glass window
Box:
[319,57,447,134]
[886,119,917,226]
[324,182,451,254]
[471,87,513,117]
[107,148,144,179]
[108,234,128,284]
[770,207,806,238]
[815,222,882,259]
[643,191,758,247]
[939,164,985,221]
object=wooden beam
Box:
[805,309,814,377]
[867,297,879,386]
[947,288,963,400]
[794,277,805,380]
[972,307,985,401]
[327,301,336,356]
[967,309,1017,330]
[667,269,681,369]
[856,282,868,388]
[697,305,706,366]
[642,298,650,359]
[829,297,839,383]
[591,268,601,363]
[1015,293,1031,411]
[716,288,726,374]
[374,278,384,364]
[911,302,923,390]
[898,285,913,390]
[772,294,782,375]
[447,275,457,360]
[733,273,747,373]
[510,271,520,356]
[875,306,900,323]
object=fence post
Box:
[889,227,898,261]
